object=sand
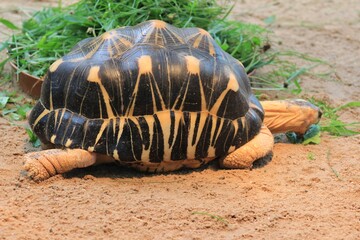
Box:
[0,0,359,239]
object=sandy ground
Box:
[0,0,360,239]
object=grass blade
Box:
[0,18,20,30]
[192,211,229,225]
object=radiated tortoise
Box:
[24,20,322,181]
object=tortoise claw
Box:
[23,155,52,182]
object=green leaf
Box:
[16,104,32,119]
[0,18,20,30]
[0,96,9,109]
[1,108,16,115]
[26,128,37,142]
[302,133,321,145]
[8,112,21,121]
[321,119,360,136]
[26,128,41,148]
[221,42,229,51]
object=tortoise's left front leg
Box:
[24,149,112,182]
[219,125,274,169]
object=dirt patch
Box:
[1,0,359,239]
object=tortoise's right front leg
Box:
[24,149,98,182]
[219,125,274,169]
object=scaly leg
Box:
[24,149,113,182]
[220,125,274,169]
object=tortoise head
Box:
[261,99,322,134]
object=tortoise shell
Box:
[29,20,264,166]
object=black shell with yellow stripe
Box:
[29,20,264,165]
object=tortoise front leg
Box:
[24,149,112,182]
[260,99,321,134]
[219,125,274,169]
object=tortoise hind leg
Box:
[219,125,274,169]
[24,149,113,182]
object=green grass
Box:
[310,99,360,136]
[26,127,41,147]
[0,0,320,94]
[209,19,269,73]
[0,0,236,77]
[0,90,42,147]
[249,51,331,93]
[0,90,33,121]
